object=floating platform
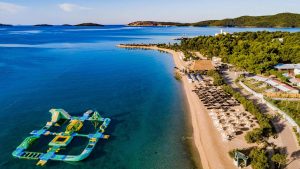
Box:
[12,109,111,166]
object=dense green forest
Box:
[167,31,300,74]
[192,13,300,27]
[128,13,300,27]
[270,100,300,126]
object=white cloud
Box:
[0,2,25,14]
[58,3,91,12]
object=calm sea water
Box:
[0,26,299,169]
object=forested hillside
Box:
[192,13,300,27]
[170,31,300,74]
[128,13,300,28]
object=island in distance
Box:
[128,12,300,28]
[34,24,53,27]
[0,23,13,27]
[32,23,103,27]
[74,23,103,26]
[128,21,185,27]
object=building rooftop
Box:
[290,78,300,83]
[274,63,300,70]
[189,60,215,71]
[251,75,299,93]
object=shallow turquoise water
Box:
[0,26,298,169]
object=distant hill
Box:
[61,24,72,26]
[74,23,103,26]
[0,23,13,27]
[31,23,103,26]
[34,24,53,27]
[128,21,185,27]
[192,13,300,27]
[128,13,300,28]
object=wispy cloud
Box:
[0,2,26,14]
[58,3,91,12]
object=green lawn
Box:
[242,78,272,93]
[271,100,300,127]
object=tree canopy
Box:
[271,153,288,168]
[249,148,269,169]
[175,31,300,74]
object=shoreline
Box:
[182,88,203,169]
[117,44,236,169]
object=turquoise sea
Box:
[0,26,299,169]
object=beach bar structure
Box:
[189,60,215,72]
[12,109,111,166]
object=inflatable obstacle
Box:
[12,109,111,166]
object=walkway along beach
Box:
[117,44,246,169]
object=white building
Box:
[275,63,300,76]
[212,57,222,63]
[295,68,300,75]
[212,56,222,67]
[215,29,229,36]
[251,75,299,94]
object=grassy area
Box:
[270,100,300,127]
[242,78,272,93]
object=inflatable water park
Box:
[12,109,111,166]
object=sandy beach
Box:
[117,45,248,169]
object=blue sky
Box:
[0,0,299,25]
